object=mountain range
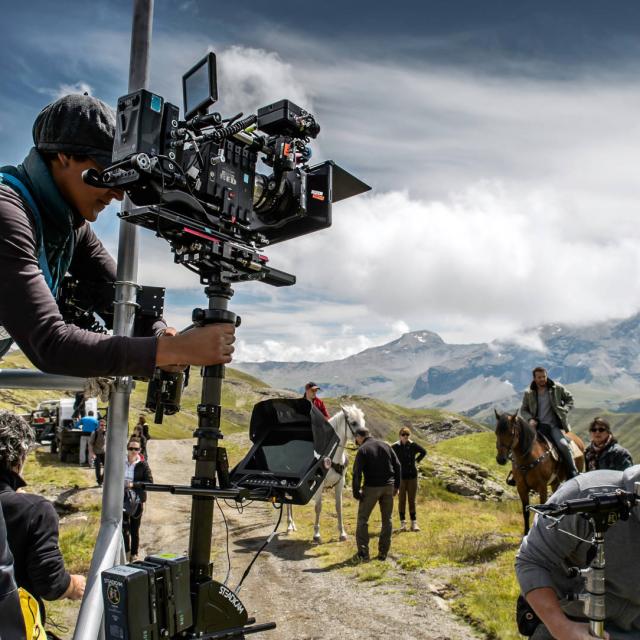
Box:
[235,312,640,418]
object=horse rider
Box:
[519,366,579,480]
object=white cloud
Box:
[19,27,640,361]
[53,82,94,99]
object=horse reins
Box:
[500,417,549,474]
[324,410,359,488]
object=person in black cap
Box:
[0,94,235,377]
[352,426,401,561]
[303,381,330,419]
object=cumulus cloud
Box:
[53,82,94,99]
[13,24,640,361]
[122,42,640,359]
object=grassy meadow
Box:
[4,350,536,638]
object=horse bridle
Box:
[326,410,359,485]
[499,416,549,473]
[497,417,518,458]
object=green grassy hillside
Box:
[0,351,488,444]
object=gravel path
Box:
[141,439,481,640]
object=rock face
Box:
[426,454,512,502]
[409,417,483,445]
[236,312,640,415]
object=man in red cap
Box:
[304,382,330,419]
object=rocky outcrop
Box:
[424,454,514,502]
[410,417,484,445]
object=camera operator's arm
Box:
[516,482,594,638]
[0,190,158,376]
[526,588,607,640]
[1,192,234,377]
[69,222,168,336]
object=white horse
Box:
[286,404,365,543]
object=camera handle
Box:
[185,275,272,635]
[188,277,239,582]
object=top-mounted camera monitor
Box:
[182,52,218,120]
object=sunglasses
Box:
[590,428,608,433]
[127,447,141,451]
[400,434,410,437]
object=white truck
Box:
[30,397,98,462]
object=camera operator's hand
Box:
[156,324,235,368]
[527,588,610,640]
[560,622,609,640]
[63,574,86,600]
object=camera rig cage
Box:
[88,52,369,639]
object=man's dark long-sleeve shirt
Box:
[0,470,70,620]
[352,437,401,499]
[391,440,427,479]
[0,183,158,377]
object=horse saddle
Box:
[537,432,559,462]
[536,427,581,462]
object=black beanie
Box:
[32,93,115,168]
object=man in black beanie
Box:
[0,94,235,377]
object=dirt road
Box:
[140,439,480,640]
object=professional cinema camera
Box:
[90,52,369,639]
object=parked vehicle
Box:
[28,408,57,443]
[28,397,98,462]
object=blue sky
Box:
[3,1,640,361]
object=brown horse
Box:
[494,410,585,535]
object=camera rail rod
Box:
[137,482,248,500]
[198,621,277,639]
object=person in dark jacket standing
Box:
[0,411,85,622]
[123,436,153,562]
[392,428,427,532]
[0,93,235,377]
[352,426,401,561]
[584,417,633,472]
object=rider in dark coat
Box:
[519,367,579,480]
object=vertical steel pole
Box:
[73,2,154,638]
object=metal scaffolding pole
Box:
[73,2,154,638]
[0,369,85,391]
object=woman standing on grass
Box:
[391,427,427,532]
[122,436,152,562]
[584,417,633,471]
